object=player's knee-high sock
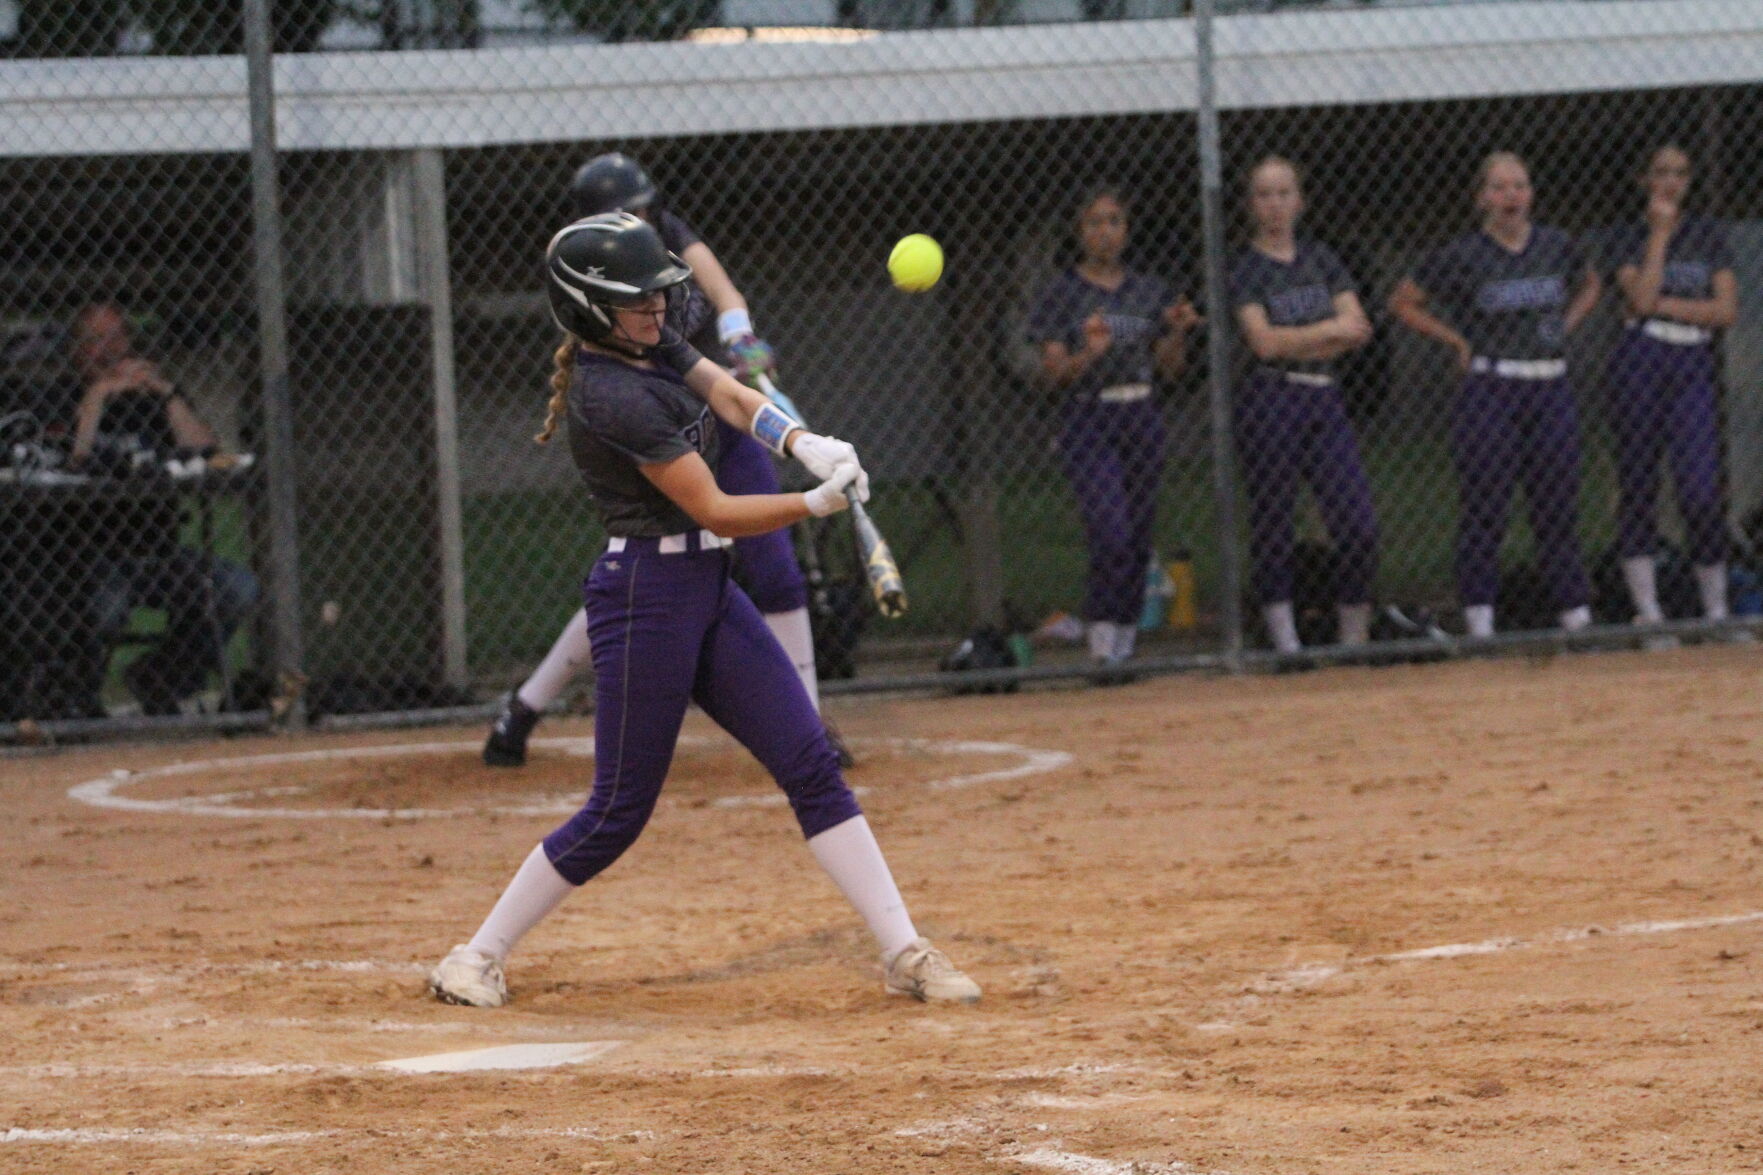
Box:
[1337,602,1372,647]
[1464,604,1495,639]
[517,609,592,712]
[807,815,918,958]
[467,844,576,962]
[763,606,820,712]
[1696,562,1730,620]
[1622,556,1664,623]
[1087,620,1119,661]
[1263,602,1301,654]
[1559,606,1592,632]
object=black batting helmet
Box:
[569,153,660,219]
[545,212,692,346]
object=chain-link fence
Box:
[2,0,1760,734]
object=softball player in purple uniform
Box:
[1389,152,1601,638]
[432,214,979,1007]
[1607,144,1740,627]
[1230,157,1379,654]
[1027,187,1199,667]
[485,154,846,768]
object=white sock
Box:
[1087,620,1119,661]
[1559,605,1592,633]
[467,844,576,962]
[1111,623,1138,661]
[1622,556,1664,623]
[1262,601,1301,654]
[517,609,592,712]
[1464,605,1495,639]
[806,815,918,958]
[1696,563,1729,620]
[1337,602,1372,647]
[763,606,820,712]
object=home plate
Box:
[377,1041,622,1073]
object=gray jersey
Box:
[1229,240,1356,379]
[1411,226,1587,361]
[1026,267,1176,403]
[566,329,715,538]
[1602,215,1733,309]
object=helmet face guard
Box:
[546,212,692,353]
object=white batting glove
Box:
[804,463,860,517]
[789,431,853,478]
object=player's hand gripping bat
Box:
[758,373,908,618]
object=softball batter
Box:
[1229,156,1379,654]
[1027,186,1199,668]
[1389,152,1601,638]
[485,153,844,768]
[432,214,979,1007]
[1607,143,1740,627]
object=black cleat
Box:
[483,693,541,768]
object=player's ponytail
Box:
[537,334,576,445]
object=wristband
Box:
[750,401,797,457]
[717,308,753,343]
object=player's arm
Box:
[682,356,870,495]
[1151,298,1200,379]
[1237,293,1371,363]
[1651,269,1738,329]
[1388,277,1473,371]
[680,240,775,386]
[642,451,854,537]
[1563,264,1601,334]
[1618,225,1671,317]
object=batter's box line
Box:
[1198,908,1763,1031]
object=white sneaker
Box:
[429,944,508,1007]
[882,937,981,1004]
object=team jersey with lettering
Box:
[1603,215,1733,312]
[1229,240,1357,378]
[1025,268,1175,403]
[566,329,716,537]
[1410,226,1586,361]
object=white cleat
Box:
[428,944,508,1008]
[883,937,981,1004]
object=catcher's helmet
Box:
[545,212,693,347]
[569,153,659,219]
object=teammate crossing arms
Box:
[484,153,848,768]
[1389,152,1601,639]
[1229,157,1379,655]
[1027,186,1200,670]
[430,214,979,1008]
[1606,144,1741,629]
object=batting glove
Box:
[804,462,860,517]
[790,432,870,502]
[724,333,777,389]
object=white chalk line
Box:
[66,736,1074,820]
[898,1112,1227,1175]
[1196,908,1763,1032]
[1,1125,655,1147]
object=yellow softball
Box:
[888,234,944,293]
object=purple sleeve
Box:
[1409,241,1457,298]
[1707,219,1736,273]
[651,327,704,375]
[1228,252,1262,311]
[659,211,703,255]
[1316,244,1357,297]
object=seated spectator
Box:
[65,302,260,715]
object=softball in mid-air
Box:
[888,233,944,292]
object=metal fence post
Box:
[412,147,470,691]
[243,0,307,720]
[1194,0,1244,671]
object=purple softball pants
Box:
[1609,330,1728,567]
[1451,372,1590,611]
[1234,372,1380,606]
[541,536,860,885]
[714,419,808,614]
[1057,398,1168,625]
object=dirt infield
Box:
[4,648,1761,1174]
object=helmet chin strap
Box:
[599,303,665,357]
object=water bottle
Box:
[1165,549,1197,631]
[1140,553,1174,631]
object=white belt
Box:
[606,529,731,554]
[1638,319,1712,347]
[1096,382,1153,404]
[1469,357,1566,380]
[1260,368,1334,388]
